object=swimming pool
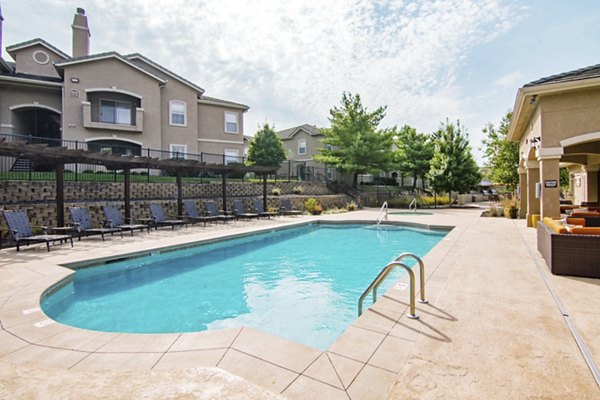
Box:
[42,223,447,350]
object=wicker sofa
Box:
[537,221,600,278]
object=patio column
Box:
[526,160,540,227]
[583,165,599,203]
[539,156,561,219]
[518,167,527,219]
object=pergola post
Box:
[176,170,183,217]
[263,174,268,210]
[221,173,228,213]
[124,168,131,220]
[56,162,65,226]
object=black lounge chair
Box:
[103,206,149,236]
[2,210,73,252]
[149,204,186,229]
[233,199,259,220]
[183,200,219,226]
[70,207,123,241]
[205,201,236,223]
[253,199,278,219]
[280,199,302,217]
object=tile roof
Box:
[125,53,204,93]
[5,38,71,60]
[524,63,600,87]
[276,124,321,139]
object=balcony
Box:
[82,101,144,133]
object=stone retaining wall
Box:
[0,180,351,228]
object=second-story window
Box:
[170,100,187,126]
[298,139,307,155]
[100,100,131,125]
[225,112,239,133]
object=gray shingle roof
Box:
[5,38,71,60]
[276,124,321,139]
[0,71,62,83]
[200,95,249,110]
[125,53,204,93]
[524,63,600,87]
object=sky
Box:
[2,0,600,164]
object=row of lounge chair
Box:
[1,198,302,252]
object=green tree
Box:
[314,92,395,187]
[394,125,434,191]
[428,119,481,202]
[481,111,519,191]
[247,123,286,167]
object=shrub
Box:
[271,188,281,196]
[346,201,357,211]
[304,198,323,215]
[489,205,504,217]
[292,186,304,195]
[82,169,95,174]
[501,198,519,219]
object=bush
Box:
[489,205,504,217]
[82,169,95,174]
[292,186,304,195]
[304,198,323,215]
[271,188,281,196]
[501,198,519,219]
[346,201,357,211]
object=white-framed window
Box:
[169,144,187,159]
[224,112,239,133]
[325,144,333,151]
[326,167,333,180]
[224,149,239,165]
[298,139,307,155]
[100,99,131,125]
[169,100,187,126]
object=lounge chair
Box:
[70,207,123,241]
[183,200,219,226]
[2,210,73,252]
[280,199,302,217]
[149,204,186,229]
[103,206,150,236]
[205,200,236,223]
[253,199,278,219]
[233,199,259,220]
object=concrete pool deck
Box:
[0,207,599,399]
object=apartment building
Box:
[0,7,248,169]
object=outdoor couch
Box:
[537,218,600,278]
[569,211,600,227]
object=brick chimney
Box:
[72,7,90,58]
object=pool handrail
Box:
[358,260,420,319]
[376,201,388,225]
[409,198,417,212]
[372,253,428,305]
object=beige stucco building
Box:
[0,7,248,169]
[508,64,600,225]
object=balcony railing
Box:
[82,102,144,132]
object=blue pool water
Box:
[42,223,447,350]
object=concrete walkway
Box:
[0,207,598,399]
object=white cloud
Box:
[2,0,524,161]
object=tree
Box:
[481,111,519,191]
[394,125,434,191]
[314,92,395,188]
[428,119,481,202]
[246,123,286,167]
[246,123,286,207]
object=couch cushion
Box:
[569,227,600,235]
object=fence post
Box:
[288,161,291,182]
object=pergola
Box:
[0,139,277,226]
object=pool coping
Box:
[0,214,457,398]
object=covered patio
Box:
[509,64,600,225]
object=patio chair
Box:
[2,210,73,252]
[280,198,303,217]
[70,207,123,241]
[233,199,259,220]
[148,204,186,230]
[253,198,278,219]
[183,200,219,226]
[102,206,150,236]
[204,200,236,223]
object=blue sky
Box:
[2,0,600,164]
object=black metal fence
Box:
[0,133,338,183]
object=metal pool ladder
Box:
[358,253,428,318]
[376,201,388,225]
[409,197,417,212]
